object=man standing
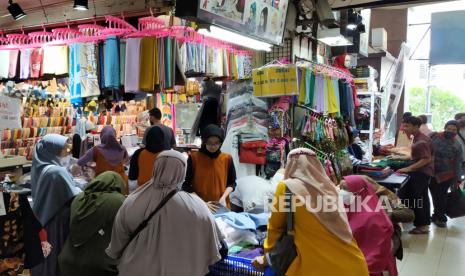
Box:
[142,108,176,149]
[397,116,434,234]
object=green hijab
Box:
[69,172,126,247]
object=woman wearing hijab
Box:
[340,175,397,276]
[106,150,224,276]
[31,134,82,276]
[253,148,368,276]
[77,126,129,194]
[128,125,167,188]
[183,124,236,209]
[59,172,126,276]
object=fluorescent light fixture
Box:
[198,26,272,52]
[8,0,26,20]
[317,28,353,47]
[74,0,89,11]
[188,77,196,82]
[215,81,223,85]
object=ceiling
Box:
[0,0,453,31]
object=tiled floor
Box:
[398,217,465,275]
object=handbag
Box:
[121,189,177,252]
[265,187,297,276]
[446,187,465,218]
[239,139,267,165]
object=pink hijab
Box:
[344,175,397,276]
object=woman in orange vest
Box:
[183,124,237,210]
[128,125,167,189]
[77,126,129,194]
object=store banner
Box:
[382,43,410,134]
[0,95,21,130]
[252,65,299,97]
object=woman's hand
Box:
[206,202,219,213]
[70,164,81,176]
[219,197,227,207]
[252,255,268,272]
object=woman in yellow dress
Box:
[253,148,369,276]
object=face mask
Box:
[340,189,354,205]
[60,155,71,167]
[444,131,457,139]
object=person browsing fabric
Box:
[183,124,237,210]
[59,172,126,276]
[76,126,129,194]
[106,150,225,276]
[128,125,168,190]
[340,175,398,276]
[454,113,465,178]
[397,116,434,234]
[31,134,82,276]
[252,148,369,276]
[429,120,463,228]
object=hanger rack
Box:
[295,56,354,81]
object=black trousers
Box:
[399,172,431,227]
[429,178,454,222]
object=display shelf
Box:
[357,91,382,97]
[0,156,27,168]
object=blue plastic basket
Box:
[209,256,274,276]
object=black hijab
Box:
[145,125,167,153]
[200,124,224,159]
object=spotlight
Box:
[74,0,89,11]
[7,0,26,20]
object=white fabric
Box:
[0,50,10,79]
[215,217,259,248]
[229,175,275,213]
[20,49,32,79]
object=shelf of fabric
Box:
[0,156,27,169]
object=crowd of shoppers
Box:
[27,107,465,276]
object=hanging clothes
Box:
[30,48,43,78]
[69,43,82,105]
[139,37,157,92]
[327,76,339,114]
[104,36,120,89]
[9,49,19,78]
[315,74,325,113]
[0,50,10,79]
[124,38,141,93]
[119,39,126,87]
[20,49,32,79]
[42,46,68,75]
[80,43,101,98]
[332,77,341,116]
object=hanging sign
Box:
[0,95,21,130]
[252,65,299,97]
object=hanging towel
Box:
[139,37,157,92]
[119,39,126,86]
[81,43,101,98]
[124,38,141,92]
[9,50,19,78]
[305,71,315,107]
[104,36,120,89]
[327,76,339,114]
[20,49,32,79]
[42,46,68,75]
[30,48,43,78]
[0,50,10,79]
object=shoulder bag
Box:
[265,187,297,276]
[122,189,177,252]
